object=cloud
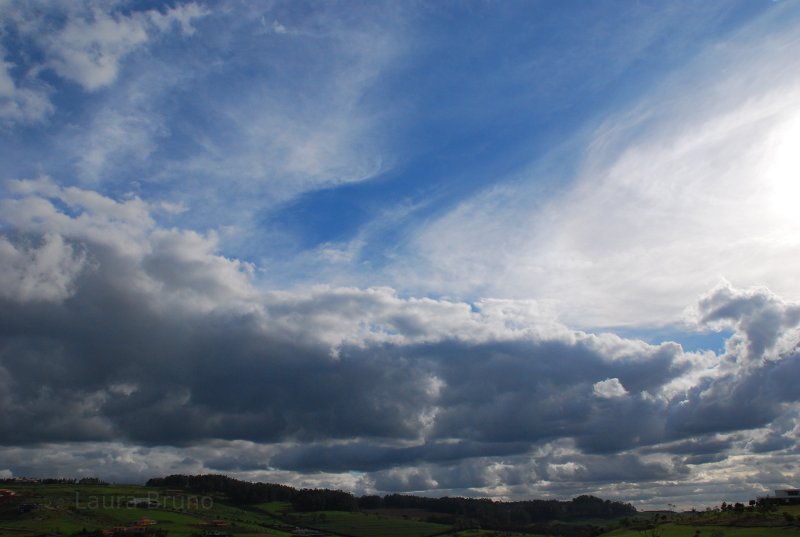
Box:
[269,440,530,474]
[70,105,168,183]
[152,2,402,224]
[45,10,149,91]
[748,431,796,454]
[0,45,53,123]
[370,466,438,493]
[0,233,88,303]
[0,1,206,128]
[1,182,799,507]
[0,1,405,253]
[42,3,206,91]
[397,4,800,328]
[644,435,736,457]
[697,283,800,361]
[593,378,628,399]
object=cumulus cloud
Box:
[593,378,628,399]
[0,234,88,303]
[0,184,799,508]
[697,283,800,361]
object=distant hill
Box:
[2,477,798,537]
[147,473,636,533]
[0,475,636,537]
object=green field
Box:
[2,483,800,537]
[604,523,800,537]
[602,506,800,537]
[0,484,290,537]
[290,510,449,537]
[446,531,544,537]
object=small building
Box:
[291,530,327,536]
[127,497,160,508]
[201,520,229,527]
[759,488,800,505]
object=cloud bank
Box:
[1,183,798,508]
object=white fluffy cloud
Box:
[1,177,257,314]
[593,378,628,399]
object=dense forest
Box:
[146,473,635,531]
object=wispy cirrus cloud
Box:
[1,1,396,236]
[0,1,206,123]
[42,4,204,91]
[397,4,800,328]
[0,44,53,123]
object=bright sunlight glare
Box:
[765,109,800,220]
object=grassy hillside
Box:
[603,505,800,537]
[2,481,799,537]
[287,510,449,537]
[0,483,291,537]
[0,483,524,537]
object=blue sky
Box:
[2,0,800,510]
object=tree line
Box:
[146,474,296,504]
[146,474,635,527]
[0,477,107,485]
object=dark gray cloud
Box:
[542,453,687,484]
[0,290,439,445]
[698,284,800,360]
[664,348,800,437]
[1,186,799,507]
[746,412,798,454]
[683,453,728,465]
[269,440,531,473]
[642,435,736,456]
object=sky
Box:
[1,0,800,511]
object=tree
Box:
[637,525,661,537]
